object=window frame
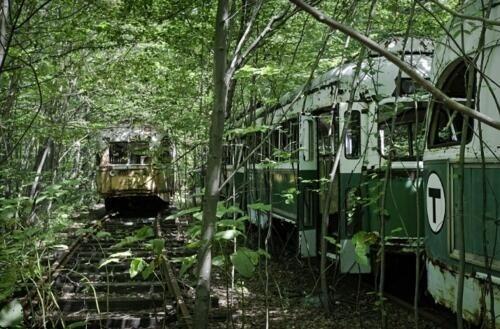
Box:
[344,110,361,160]
[428,59,476,149]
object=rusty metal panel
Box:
[427,259,500,326]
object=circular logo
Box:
[426,172,445,233]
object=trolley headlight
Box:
[109,170,117,177]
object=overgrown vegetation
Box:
[5,0,490,328]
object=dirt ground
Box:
[206,255,452,329]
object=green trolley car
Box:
[423,0,500,325]
[227,38,433,273]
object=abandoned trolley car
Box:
[225,38,433,273]
[423,0,500,325]
[96,126,174,211]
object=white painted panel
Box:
[339,102,365,174]
[426,172,446,233]
[299,229,317,257]
[249,208,268,228]
[299,115,317,171]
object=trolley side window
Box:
[344,110,361,159]
[381,124,411,159]
[289,120,299,156]
[379,105,426,160]
[318,114,336,156]
[428,59,475,148]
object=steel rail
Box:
[155,213,193,329]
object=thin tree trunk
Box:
[30,141,51,199]
[456,51,476,329]
[193,0,230,327]
[0,0,9,67]
[474,2,495,326]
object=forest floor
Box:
[208,254,452,329]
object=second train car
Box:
[225,37,433,273]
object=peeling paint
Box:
[427,259,500,326]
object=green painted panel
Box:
[424,161,500,275]
[271,170,298,221]
[451,164,500,261]
[246,167,268,207]
[365,170,424,239]
[246,167,300,223]
[297,170,319,229]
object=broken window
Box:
[109,142,128,164]
[108,141,151,164]
[378,104,426,160]
[318,112,338,157]
[428,59,475,148]
[129,142,150,164]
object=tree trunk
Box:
[0,0,9,67]
[30,141,51,199]
[193,0,230,327]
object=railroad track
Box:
[27,208,194,329]
[354,278,457,329]
[383,289,457,329]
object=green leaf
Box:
[96,231,112,239]
[230,249,256,278]
[217,219,246,231]
[216,204,244,218]
[141,261,155,280]
[150,239,165,255]
[129,258,146,278]
[214,229,244,240]
[67,321,87,328]
[111,227,153,249]
[193,211,203,221]
[352,231,378,266]
[212,255,225,267]
[390,227,403,234]
[179,255,197,277]
[187,224,202,239]
[134,226,154,240]
[0,300,22,328]
[247,202,271,212]
[186,240,201,249]
[166,207,200,220]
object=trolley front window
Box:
[130,142,150,164]
[109,141,151,165]
[109,142,128,164]
[428,59,475,148]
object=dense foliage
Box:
[0,0,453,314]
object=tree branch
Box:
[422,0,500,27]
[288,0,500,130]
